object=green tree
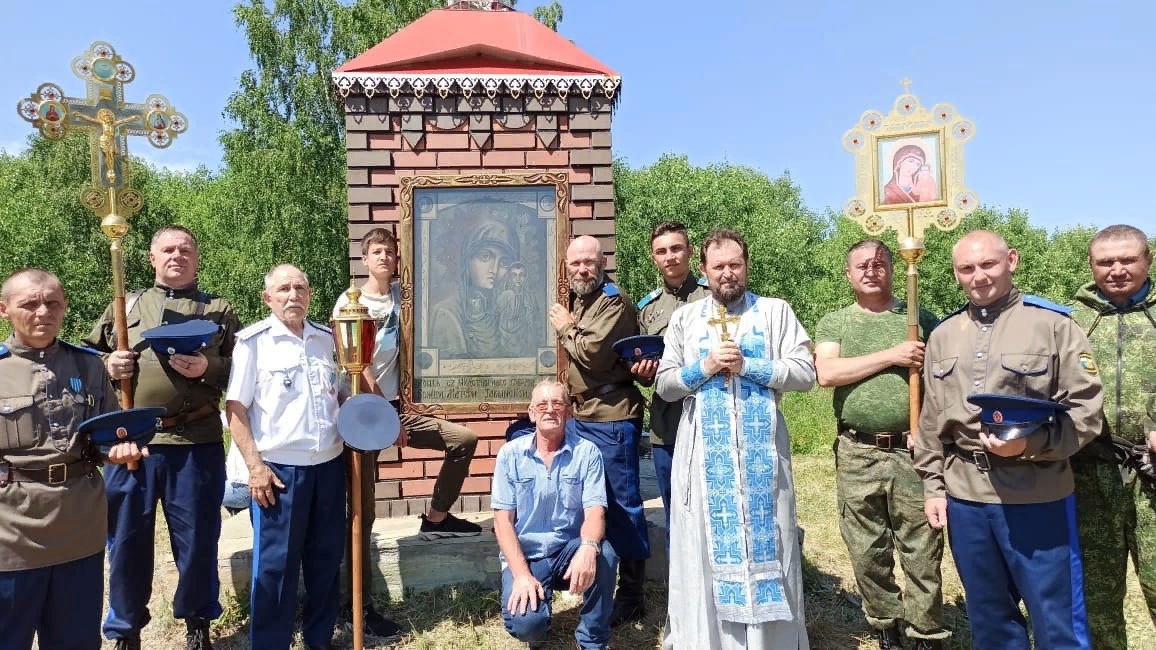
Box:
[0,135,203,341]
[614,155,830,329]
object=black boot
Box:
[185,617,213,650]
[911,639,943,650]
[609,559,646,626]
[876,625,902,649]
[113,637,141,650]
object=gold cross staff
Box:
[16,41,188,409]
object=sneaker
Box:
[419,512,482,540]
[364,604,404,641]
[113,638,142,650]
[185,617,213,650]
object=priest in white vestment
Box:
[656,228,816,650]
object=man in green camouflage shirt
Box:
[1070,224,1156,650]
[815,240,947,650]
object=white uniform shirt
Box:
[331,282,399,401]
[226,316,343,466]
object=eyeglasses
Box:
[531,400,568,413]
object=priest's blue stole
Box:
[679,294,791,623]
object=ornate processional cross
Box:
[17,41,188,225]
[16,41,188,408]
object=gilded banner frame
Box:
[398,173,571,417]
[842,83,977,239]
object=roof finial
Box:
[901,77,913,95]
[445,0,514,9]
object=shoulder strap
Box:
[1023,294,1074,317]
[125,289,147,317]
[636,288,662,310]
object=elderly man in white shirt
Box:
[225,264,346,650]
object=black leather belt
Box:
[573,382,633,405]
[0,459,98,487]
[839,426,909,451]
[948,446,1024,472]
[159,402,218,431]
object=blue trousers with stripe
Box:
[947,494,1089,650]
[103,443,225,639]
[250,456,346,650]
[566,418,651,561]
[0,551,104,650]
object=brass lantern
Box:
[332,282,378,397]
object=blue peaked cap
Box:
[966,393,1070,441]
[612,335,665,363]
[140,319,219,355]
[78,407,166,446]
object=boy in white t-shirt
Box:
[332,228,482,640]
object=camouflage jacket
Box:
[1071,280,1156,458]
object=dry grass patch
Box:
[96,454,1156,649]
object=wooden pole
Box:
[349,376,365,650]
[898,209,926,438]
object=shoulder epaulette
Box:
[60,341,102,357]
[309,321,332,335]
[636,288,662,310]
[1023,294,1074,316]
[697,276,708,287]
[0,344,8,359]
[602,283,620,298]
[236,320,273,341]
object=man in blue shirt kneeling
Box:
[491,379,618,649]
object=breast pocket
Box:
[257,366,304,413]
[929,357,959,410]
[997,353,1052,397]
[0,395,38,450]
[514,477,536,521]
[560,476,584,511]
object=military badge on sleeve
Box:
[1078,353,1099,375]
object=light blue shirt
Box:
[491,430,606,562]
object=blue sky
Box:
[2,0,1153,232]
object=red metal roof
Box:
[336,8,617,77]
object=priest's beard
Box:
[571,270,603,297]
[712,279,746,305]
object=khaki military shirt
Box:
[0,336,118,570]
[84,284,242,445]
[636,275,709,445]
[914,289,1104,505]
[559,280,644,422]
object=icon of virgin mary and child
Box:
[881,142,940,205]
[428,217,540,359]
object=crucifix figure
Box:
[15,41,188,409]
[707,304,743,408]
[707,303,741,342]
[73,108,141,186]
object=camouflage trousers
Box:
[1073,459,1156,650]
[834,435,949,640]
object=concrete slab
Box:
[187,449,669,601]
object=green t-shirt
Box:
[814,301,939,433]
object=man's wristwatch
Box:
[580,538,600,555]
